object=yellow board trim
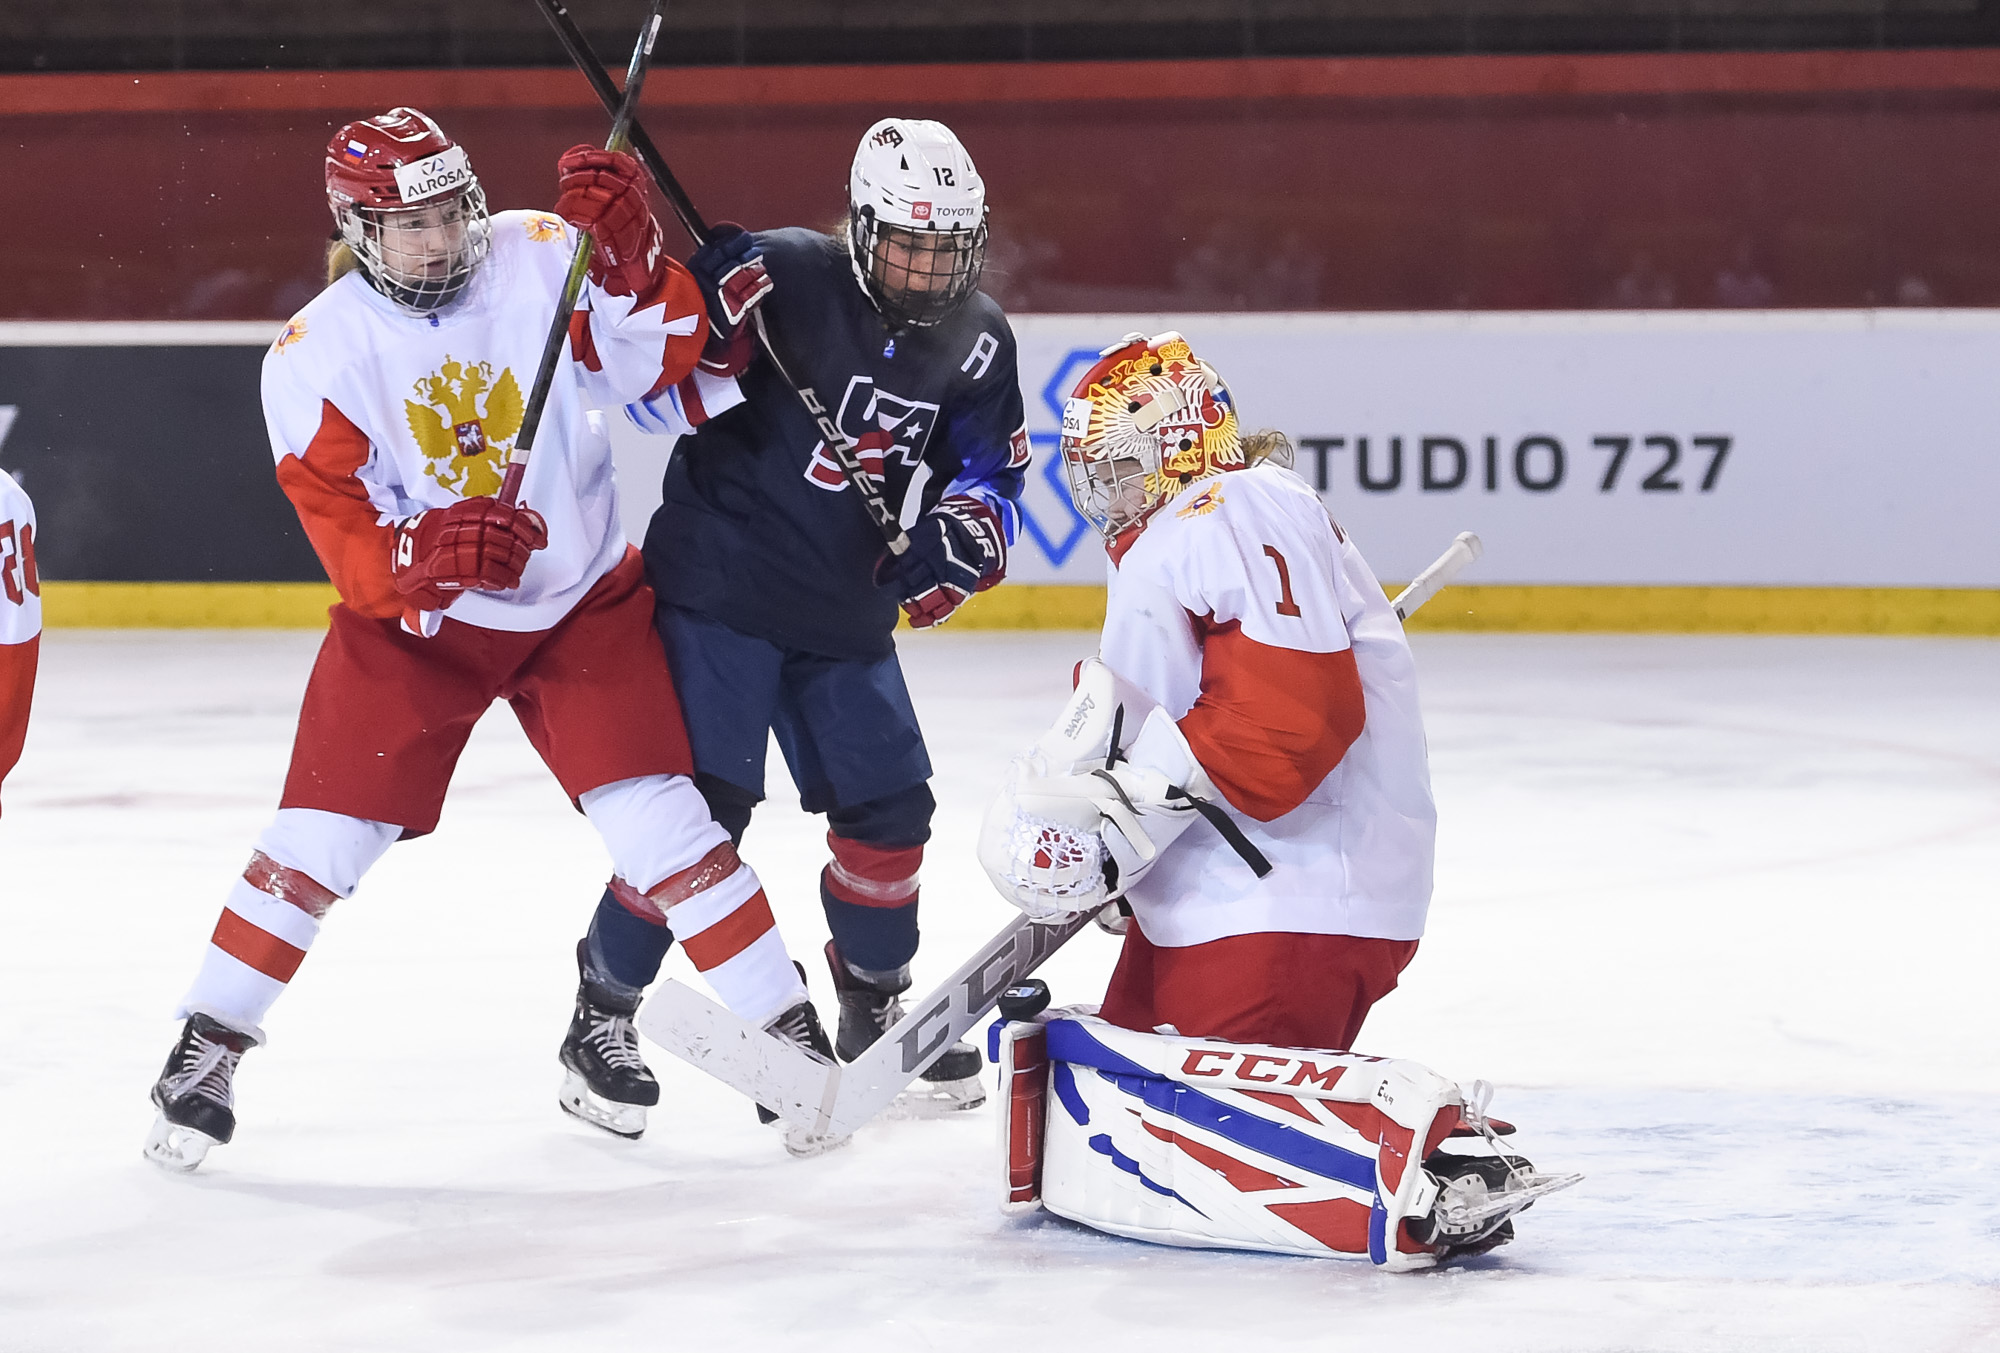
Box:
[42,581,341,629]
[1397,584,2000,635]
[39,580,2000,635]
[924,583,2000,635]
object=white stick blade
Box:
[821,909,1099,1139]
[636,980,837,1134]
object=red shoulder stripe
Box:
[273,401,400,619]
[1177,619,1365,822]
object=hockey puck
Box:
[997,978,1051,1022]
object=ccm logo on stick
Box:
[1181,1049,1346,1089]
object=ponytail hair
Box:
[325,237,361,285]
[1241,429,1294,470]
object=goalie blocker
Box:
[992,1007,1578,1268]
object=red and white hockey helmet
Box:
[846,118,988,329]
[1058,332,1243,540]
[325,107,490,314]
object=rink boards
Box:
[3,312,1997,632]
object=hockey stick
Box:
[1391,530,1483,622]
[530,0,912,555]
[638,907,1099,1142]
[498,1,663,508]
[638,529,1487,1148]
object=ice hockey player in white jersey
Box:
[988,331,1432,1047]
[0,469,38,816]
[979,332,1576,1262]
[144,108,833,1173]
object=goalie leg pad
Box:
[993,1016,1052,1213]
[1034,1016,1465,1270]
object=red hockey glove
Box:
[391,498,550,614]
[688,222,773,377]
[554,146,664,298]
[874,495,1006,630]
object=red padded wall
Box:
[3,51,1998,319]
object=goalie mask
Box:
[325,107,491,314]
[1058,332,1243,540]
[847,118,988,329]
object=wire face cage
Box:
[848,208,987,328]
[339,184,491,314]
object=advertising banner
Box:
[6,316,1997,595]
[995,312,2000,589]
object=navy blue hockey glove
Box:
[688,222,773,378]
[876,495,1007,629]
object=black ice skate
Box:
[824,941,985,1116]
[558,941,659,1140]
[144,1013,258,1173]
[1405,1148,1582,1259]
[758,992,842,1157]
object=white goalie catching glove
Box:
[979,659,1258,922]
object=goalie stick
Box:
[1392,530,1483,622]
[529,0,912,555]
[636,528,1486,1150]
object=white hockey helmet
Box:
[846,118,988,328]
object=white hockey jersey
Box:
[1101,463,1436,947]
[0,468,40,813]
[261,209,707,632]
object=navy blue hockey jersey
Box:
[629,228,1028,661]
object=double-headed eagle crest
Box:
[404,356,524,498]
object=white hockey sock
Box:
[586,775,808,1028]
[175,809,397,1036]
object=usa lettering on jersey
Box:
[802,376,942,493]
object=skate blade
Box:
[558,1071,648,1140]
[142,1112,218,1173]
[780,1125,852,1159]
[887,1074,986,1119]
[1439,1169,1585,1233]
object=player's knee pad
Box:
[256,808,398,898]
[825,780,934,848]
[581,773,734,892]
[993,1013,1468,1270]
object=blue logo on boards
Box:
[1013,347,1101,568]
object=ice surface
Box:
[1,630,1996,1351]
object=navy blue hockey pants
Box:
[584,604,935,998]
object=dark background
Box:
[0,348,320,580]
[3,57,1998,321]
[6,0,2000,71]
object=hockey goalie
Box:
[977,332,1576,1266]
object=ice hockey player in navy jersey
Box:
[602,117,1030,1111]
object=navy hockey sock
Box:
[819,875,920,974]
[584,889,675,998]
